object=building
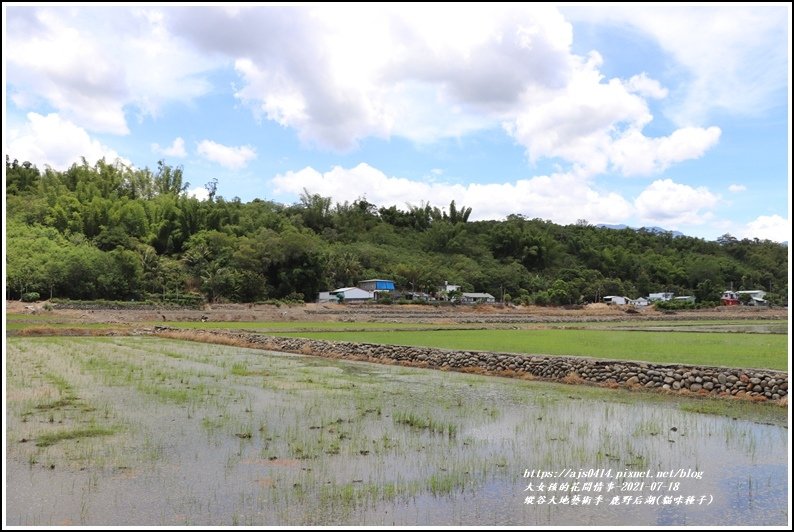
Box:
[328,287,374,302]
[603,295,629,306]
[439,282,462,294]
[437,281,462,301]
[723,290,768,306]
[461,292,495,304]
[736,290,768,306]
[648,292,674,302]
[357,279,396,293]
[720,290,739,306]
[673,295,696,303]
[633,297,650,307]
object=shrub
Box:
[151,292,205,307]
[654,300,695,311]
[21,292,40,302]
[561,372,585,385]
[283,292,305,303]
[654,300,719,311]
[533,292,550,306]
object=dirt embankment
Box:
[5,300,787,325]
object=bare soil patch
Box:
[6,300,787,326]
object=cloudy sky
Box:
[4,4,791,242]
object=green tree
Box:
[5,154,788,307]
[323,249,362,289]
[5,157,41,194]
[154,160,187,196]
[293,190,333,233]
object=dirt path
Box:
[6,300,787,325]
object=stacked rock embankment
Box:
[155,328,787,401]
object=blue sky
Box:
[4,4,791,242]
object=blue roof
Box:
[360,279,395,290]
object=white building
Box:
[736,290,768,306]
[328,287,374,302]
[440,282,461,293]
[437,282,462,301]
[633,297,650,307]
[603,295,629,305]
[461,292,495,304]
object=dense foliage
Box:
[5,157,788,306]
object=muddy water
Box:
[5,337,787,526]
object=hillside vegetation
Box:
[5,157,788,305]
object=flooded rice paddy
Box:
[5,337,787,526]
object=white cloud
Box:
[188,186,209,201]
[196,140,256,169]
[567,6,789,124]
[6,5,728,177]
[740,215,789,243]
[609,126,721,176]
[505,53,718,176]
[625,73,668,99]
[7,112,129,170]
[222,5,574,150]
[152,137,187,157]
[728,184,746,193]
[174,5,717,174]
[634,179,719,227]
[5,7,218,135]
[505,52,641,175]
[272,163,632,225]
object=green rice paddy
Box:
[274,328,788,370]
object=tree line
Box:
[5,156,788,306]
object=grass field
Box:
[274,329,788,370]
[7,311,787,370]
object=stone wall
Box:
[156,328,788,400]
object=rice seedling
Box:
[35,426,117,448]
[4,337,788,526]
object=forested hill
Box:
[5,157,788,306]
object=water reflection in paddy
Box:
[5,337,787,526]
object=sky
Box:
[3,4,791,242]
